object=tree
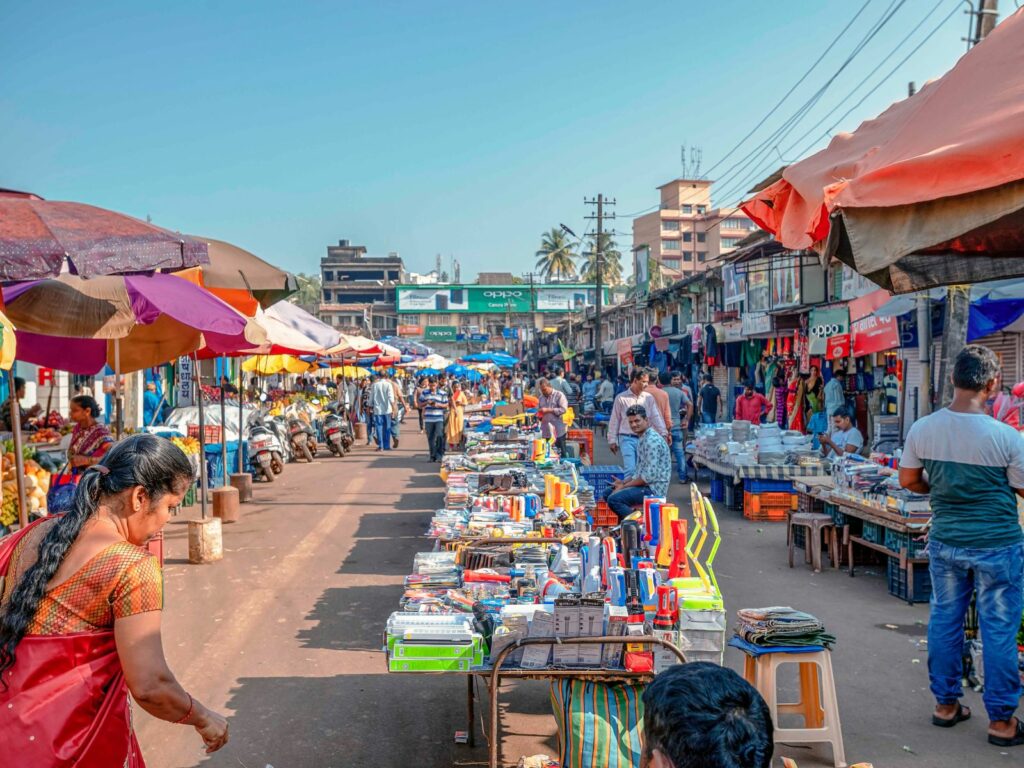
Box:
[291,272,323,315]
[535,227,578,282]
[580,232,623,286]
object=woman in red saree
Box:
[786,369,807,433]
[67,395,115,474]
[0,434,229,766]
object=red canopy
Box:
[742,8,1024,293]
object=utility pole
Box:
[938,0,998,406]
[585,194,615,375]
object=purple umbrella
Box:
[3,273,251,373]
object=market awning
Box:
[741,8,1024,293]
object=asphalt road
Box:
[136,429,1010,768]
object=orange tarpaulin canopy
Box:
[742,8,1024,294]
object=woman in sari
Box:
[771,373,787,428]
[446,381,468,449]
[805,365,828,438]
[67,396,115,474]
[786,369,807,433]
[0,435,229,766]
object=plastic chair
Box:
[729,637,846,768]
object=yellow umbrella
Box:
[0,310,16,370]
[328,365,370,379]
[242,354,313,375]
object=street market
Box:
[3,3,1024,768]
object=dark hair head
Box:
[0,434,193,687]
[70,394,101,419]
[832,368,846,379]
[643,662,773,768]
[13,377,25,392]
[832,405,853,421]
[952,344,1000,392]
[626,404,648,420]
[630,369,648,383]
[658,371,673,386]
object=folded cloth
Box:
[735,606,836,648]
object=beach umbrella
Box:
[0,189,207,280]
[2,273,248,374]
[466,369,483,383]
[741,8,1024,292]
[446,363,469,376]
[178,237,297,312]
[416,367,442,377]
[264,301,341,350]
[328,365,370,379]
[242,354,313,375]
[325,333,400,358]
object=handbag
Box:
[46,463,81,514]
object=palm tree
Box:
[291,272,323,315]
[535,227,578,282]
[580,232,623,286]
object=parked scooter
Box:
[284,404,318,462]
[247,403,287,481]
[321,400,354,456]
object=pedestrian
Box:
[413,378,427,433]
[642,662,773,768]
[824,367,846,418]
[607,369,667,475]
[899,345,1024,748]
[0,435,230,763]
[603,405,671,520]
[143,382,163,427]
[644,368,674,442]
[658,372,688,483]
[696,375,722,425]
[596,372,615,414]
[734,382,769,423]
[536,377,569,457]
[389,374,406,449]
[419,378,448,461]
[818,405,863,458]
[370,374,395,451]
[360,379,374,444]
[550,367,573,399]
[446,380,468,450]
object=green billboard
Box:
[423,325,457,341]
[396,284,602,313]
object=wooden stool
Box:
[729,637,846,768]
[788,512,838,572]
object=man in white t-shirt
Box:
[819,406,864,459]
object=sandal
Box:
[932,703,971,728]
[988,718,1024,747]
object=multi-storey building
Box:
[632,178,759,276]
[318,239,404,335]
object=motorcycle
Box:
[247,404,287,481]
[284,404,318,462]
[321,400,354,456]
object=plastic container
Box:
[743,492,797,521]
[592,501,618,528]
[566,429,594,463]
[581,466,625,500]
[887,556,932,603]
[885,528,928,557]
[743,478,794,494]
[709,475,725,502]
[862,521,884,545]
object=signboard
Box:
[176,356,194,407]
[469,333,490,343]
[502,327,519,339]
[719,322,744,343]
[826,333,851,360]
[745,259,770,312]
[741,312,774,337]
[848,288,891,321]
[36,367,55,387]
[840,265,878,301]
[396,284,602,313]
[722,263,746,308]
[396,324,423,337]
[851,315,900,356]
[424,325,457,341]
[634,246,651,298]
[808,307,850,355]
[616,337,634,365]
[771,258,801,309]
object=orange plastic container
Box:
[743,492,795,522]
[593,500,618,528]
[567,428,595,462]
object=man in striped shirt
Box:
[418,378,449,462]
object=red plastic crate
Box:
[567,428,594,463]
[593,500,618,528]
[187,424,223,444]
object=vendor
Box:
[605,405,670,520]
[818,406,864,458]
[0,376,42,432]
[143,382,163,427]
[536,377,569,456]
[734,382,769,423]
[67,395,114,473]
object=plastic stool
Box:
[729,637,846,768]
[788,511,838,572]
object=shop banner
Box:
[741,312,773,336]
[848,288,892,321]
[176,356,194,407]
[396,324,422,337]
[616,337,633,365]
[771,257,801,309]
[826,333,851,360]
[424,325,457,341]
[470,333,489,343]
[840,265,878,301]
[502,327,518,339]
[721,322,744,343]
[808,307,850,355]
[851,315,900,356]
[795,332,810,374]
[722,263,746,307]
[396,284,605,314]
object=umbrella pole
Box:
[114,338,123,439]
[237,360,244,475]
[196,357,208,520]
[8,370,28,529]
[220,362,228,488]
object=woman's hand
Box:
[193,706,230,753]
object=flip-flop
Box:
[932,703,971,728]
[988,718,1024,747]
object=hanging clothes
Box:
[704,324,718,360]
[882,372,899,415]
[722,342,742,367]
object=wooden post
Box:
[187,517,223,563]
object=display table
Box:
[690,451,830,483]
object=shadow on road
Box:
[352,510,433,539]
[337,536,418,575]
[297,585,395,651]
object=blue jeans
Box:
[616,434,639,475]
[928,540,1024,721]
[373,414,393,450]
[604,484,653,520]
[702,411,717,425]
[670,427,687,482]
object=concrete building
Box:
[632,178,759,275]
[318,239,404,335]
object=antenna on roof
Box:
[690,146,703,179]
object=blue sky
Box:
[1,0,979,279]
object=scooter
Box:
[247,405,286,481]
[285,404,318,462]
[322,400,354,456]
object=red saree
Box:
[0,522,144,767]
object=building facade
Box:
[632,178,759,275]
[318,239,404,335]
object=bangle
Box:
[174,693,194,724]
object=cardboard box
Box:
[602,605,629,667]
[495,402,525,419]
[553,596,581,666]
[577,597,605,666]
[520,610,555,669]
[652,628,682,673]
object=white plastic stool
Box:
[733,639,847,768]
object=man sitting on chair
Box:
[604,405,671,520]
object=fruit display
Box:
[29,428,63,444]
[1,454,51,528]
[45,410,66,429]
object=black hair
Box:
[642,662,773,768]
[629,368,647,383]
[70,394,102,419]
[0,434,193,687]
[626,404,648,419]
[832,405,853,421]
[952,344,1000,392]
[13,377,25,392]
[658,371,673,386]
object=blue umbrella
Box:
[446,363,469,376]
[417,367,442,377]
[466,369,483,382]
[461,352,519,367]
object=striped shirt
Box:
[419,390,449,422]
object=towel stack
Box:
[735,606,836,648]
